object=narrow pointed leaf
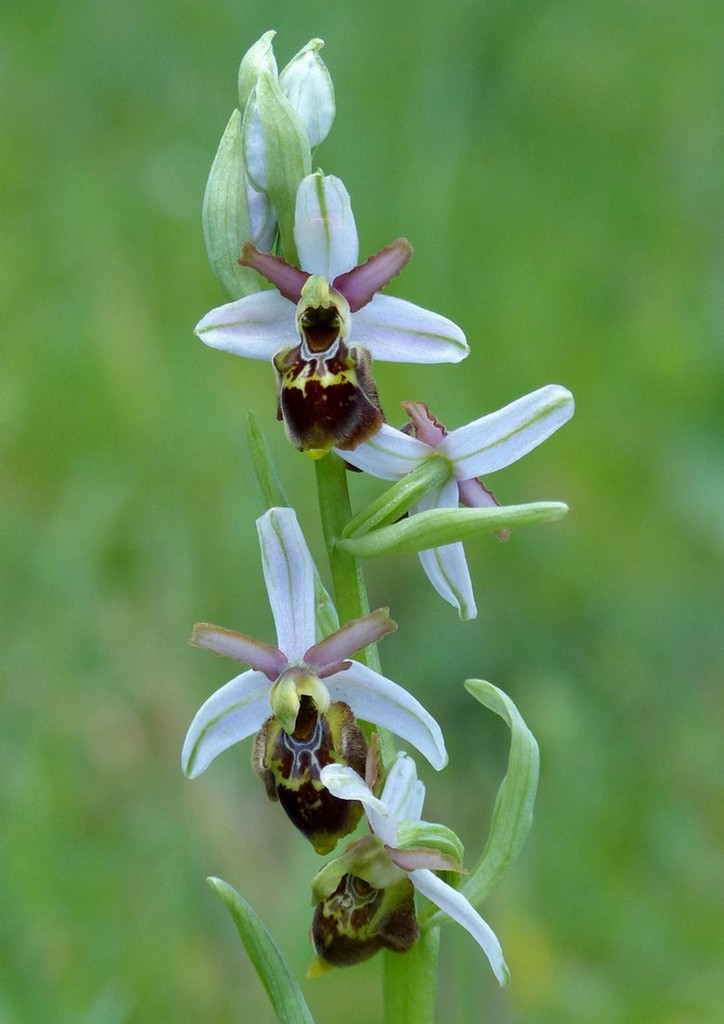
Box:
[338,502,569,557]
[247,411,289,509]
[342,457,450,538]
[207,877,316,1024]
[202,109,261,300]
[461,680,540,907]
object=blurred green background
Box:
[3,0,722,1021]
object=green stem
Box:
[383,926,440,1024]
[314,452,371,633]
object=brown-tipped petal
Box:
[238,242,310,302]
[190,623,286,681]
[333,239,413,312]
[305,608,397,675]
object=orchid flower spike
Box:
[195,172,469,454]
[311,752,509,984]
[337,384,575,620]
[182,507,447,853]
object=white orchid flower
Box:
[319,752,509,985]
[337,384,575,619]
[181,507,447,780]
[195,172,469,452]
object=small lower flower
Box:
[310,751,509,983]
[310,870,418,971]
[181,507,447,852]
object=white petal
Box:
[320,765,396,845]
[257,508,317,657]
[326,661,447,770]
[415,478,477,620]
[410,869,510,986]
[319,764,398,845]
[380,752,426,825]
[351,294,469,364]
[439,385,575,480]
[335,423,430,480]
[181,670,271,779]
[294,173,359,280]
[195,291,297,360]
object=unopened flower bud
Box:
[237,29,277,112]
[279,39,335,148]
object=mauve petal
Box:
[334,239,413,312]
[239,243,309,302]
[190,623,286,681]
[181,669,271,779]
[304,608,396,674]
[351,294,469,363]
[401,401,447,448]
[195,291,297,359]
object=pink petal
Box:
[190,623,286,682]
[401,401,447,447]
[333,239,413,312]
[305,608,396,675]
[238,242,309,302]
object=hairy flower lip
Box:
[319,753,510,985]
[181,508,447,779]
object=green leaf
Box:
[247,411,288,509]
[202,110,262,300]
[342,458,451,538]
[254,69,312,265]
[238,30,277,112]
[338,501,568,557]
[460,680,540,908]
[207,877,316,1024]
